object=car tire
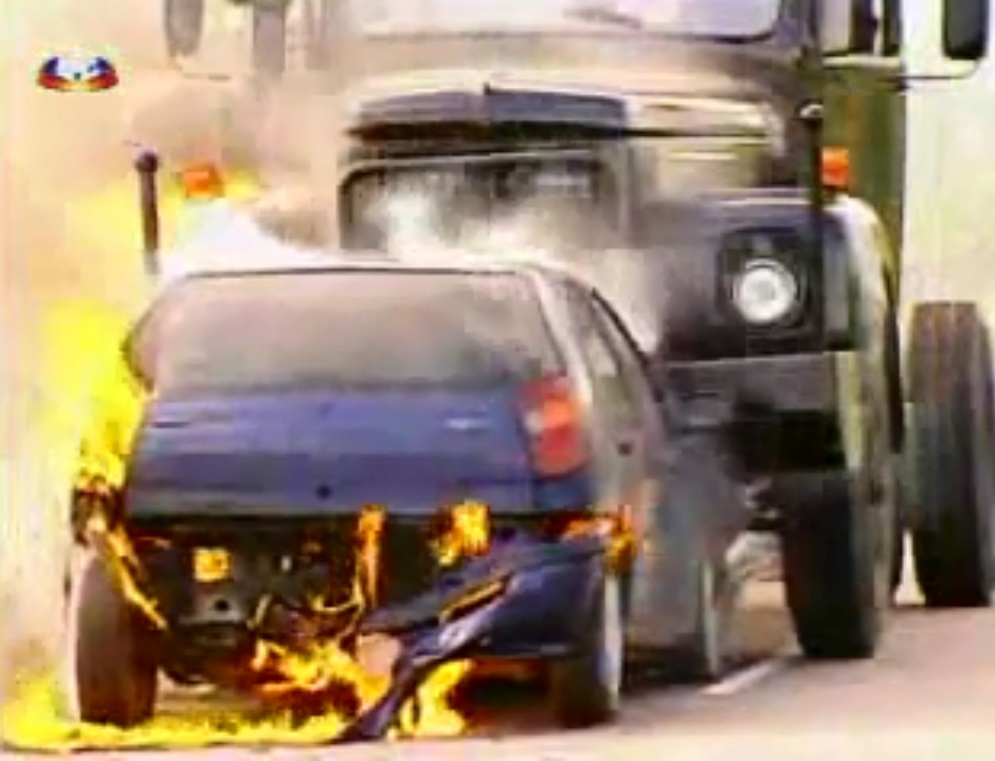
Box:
[66,552,159,727]
[551,571,624,729]
[670,556,730,682]
[907,302,995,608]
[781,474,885,660]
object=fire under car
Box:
[62,257,767,738]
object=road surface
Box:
[6,561,995,759]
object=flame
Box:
[3,502,480,750]
[15,295,493,749]
[243,503,472,737]
[355,504,386,606]
[562,508,639,573]
[434,501,490,568]
[13,168,484,747]
[395,660,474,739]
[11,318,481,751]
[83,511,167,631]
[36,301,147,490]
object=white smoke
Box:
[366,182,664,352]
[156,198,338,289]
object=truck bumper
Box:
[666,351,867,518]
[666,351,861,419]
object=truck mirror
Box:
[944,0,990,61]
[818,0,856,55]
[252,0,289,77]
[163,0,205,58]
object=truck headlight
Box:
[731,259,799,326]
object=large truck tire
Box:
[907,302,995,608]
[163,0,204,58]
[66,553,159,727]
[781,473,888,660]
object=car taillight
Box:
[519,376,588,477]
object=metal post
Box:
[135,150,161,280]
[799,0,827,332]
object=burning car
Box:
[64,258,745,737]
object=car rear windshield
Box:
[129,270,563,395]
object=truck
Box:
[152,0,995,664]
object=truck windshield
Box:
[128,271,561,395]
[341,155,619,250]
[351,0,782,40]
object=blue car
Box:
[63,261,747,735]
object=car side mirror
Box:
[944,0,990,61]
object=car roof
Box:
[161,248,584,289]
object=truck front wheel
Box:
[907,302,995,607]
[781,472,888,660]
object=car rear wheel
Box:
[65,552,159,727]
[670,557,730,682]
[550,572,623,728]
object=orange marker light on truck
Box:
[178,162,226,200]
[821,147,851,191]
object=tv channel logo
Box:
[37,53,119,92]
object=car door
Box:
[563,283,654,516]
[563,283,675,644]
[588,291,668,513]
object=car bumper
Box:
[339,535,606,742]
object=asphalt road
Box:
[8,554,995,760]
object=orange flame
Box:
[355,504,386,606]
[562,507,639,573]
[234,501,473,738]
[15,285,483,750]
[434,501,490,568]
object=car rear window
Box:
[129,269,562,395]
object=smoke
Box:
[357,175,666,352]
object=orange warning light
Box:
[178,163,226,200]
[821,147,851,191]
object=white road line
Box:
[701,655,793,697]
